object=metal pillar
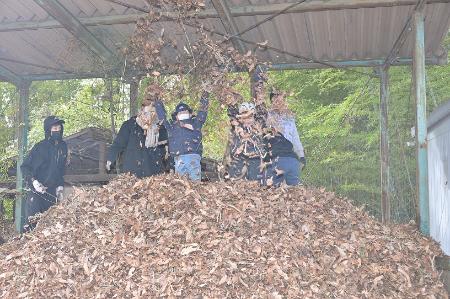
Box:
[413,10,429,235]
[379,66,390,223]
[14,80,31,233]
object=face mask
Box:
[177,112,190,121]
[50,130,62,141]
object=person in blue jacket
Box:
[263,125,301,187]
[155,91,209,181]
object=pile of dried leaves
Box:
[0,174,447,298]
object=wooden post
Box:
[129,78,140,117]
[14,80,31,233]
[379,66,390,223]
[413,9,429,235]
[98,142,107,175]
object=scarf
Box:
[136,107,159,148]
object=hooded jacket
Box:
[155,96,209,157]
[107,117,168,178]
[21,116,68,190]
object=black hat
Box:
[44,116,65,131]
[175,102,192,114]
[43,116,65,138]
[171,103,193,120]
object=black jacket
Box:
[263,132,298,161]
[107,117,168,178]
[21,118,68,190]
[155,97,208,157]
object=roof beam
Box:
[2,0,449,32]
[15,56,446,82]
[0,64,23,86]
[32,0,116,63]
[383,0,427,67]
[211,0,247,53]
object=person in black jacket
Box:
[106,99,168,178]
[155,92,209,181]
[263,126,301,187]
[21,116,68,230]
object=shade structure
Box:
[0,0,449,83]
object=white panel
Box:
[428,116,450,255]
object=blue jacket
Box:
[155,96,209,156]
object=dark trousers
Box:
[266,156,300,187]
[24,187,57,231]
[228,157,262,181]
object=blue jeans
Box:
[228,157,262,181]
[266,157,300,187]
[174,154,202,181]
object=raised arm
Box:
[154,100,171,130]
[195,91,209,127]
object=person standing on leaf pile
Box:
[266,89,306,185]
[263,118,301,187]
[21,116,68,231]
[154,90,209,181]
[226,66,267,182]
[106,85,169,178]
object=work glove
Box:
[32,180,47,194]
[299,157,306,170]
[106,160,112,171]
[56,186,64,202]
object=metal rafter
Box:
[211,0,247,53]
[383,0,427,68]
[0,64,23,85]
[1,0,448,32]
[33,0,116,63]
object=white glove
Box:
[56,186,64,201]
[106,160,112,171]
[32,180,47,194]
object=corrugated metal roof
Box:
[0,0,449,81]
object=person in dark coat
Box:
[106,100,168,178]
[21,116,68,230]
[154,92,209,181]
[263,126,301,187]
[226,67,267,181]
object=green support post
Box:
[413,10,429,235]
[379,66,390,224]
[14,81,31,233]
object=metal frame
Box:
[379,66,390,224]
[1,0,445,233]
[413,9,430,235]
[33,0,116,63]
[211,0,247,53]
[14,81,31,233]
[0,64,23,86]
[1,0,449,32]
